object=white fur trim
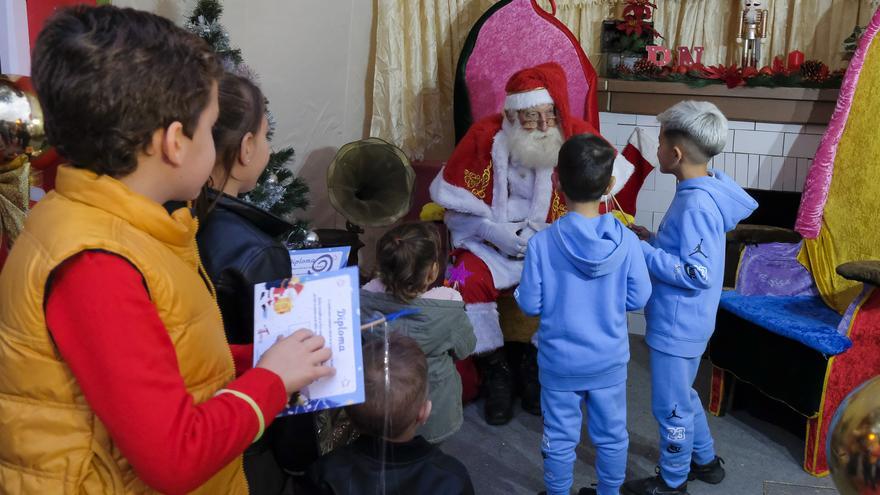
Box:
[628,127,660,169]
[465,302,504,354]
[528,167,554,225]
[604,127,660,198]
[362,278,385,293]
[422,286,463,301]
[608,154,635,197]
[429,169,493,218]
[490,127,511,222]
[504,88,553,111]
[507,197,531,222]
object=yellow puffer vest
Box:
[0,166,247,494]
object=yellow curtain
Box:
[371,0,879,159]
[551,0,876,68]
[370,0,495,161]
[761,0,874,69]
[550,1,617,71]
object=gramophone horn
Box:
[327,138,415,228]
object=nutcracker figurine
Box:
[736,0,768,68]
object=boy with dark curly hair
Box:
[0,5,332,493]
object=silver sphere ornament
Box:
[828,375,880,494]
[303,230,321,247]
[0,77,48,163]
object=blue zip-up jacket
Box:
[515,212,651,391]
[642,170,758,357]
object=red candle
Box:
[788,50,805,71]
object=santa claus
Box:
[430,62,652,425]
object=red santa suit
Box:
[430,63,656,354]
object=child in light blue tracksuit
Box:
[624,101,757,495]
[516,134,651,495]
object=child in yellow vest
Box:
[0,5,333,493]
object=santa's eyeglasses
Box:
[517,107,558,129]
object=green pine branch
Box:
[189,0,223,23]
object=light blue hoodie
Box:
[515,212,651,391]
[642,169,758,357]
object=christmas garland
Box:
[611,56,844,90]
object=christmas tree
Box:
[186,0,309,241]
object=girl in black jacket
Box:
[195,72,318,493]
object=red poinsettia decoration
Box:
[771,56,790,76]
[622,0,657,19]
[699,64,759,88]
[616,0,662,39]
[741,66,759,79]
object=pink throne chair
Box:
[413,0,602,402]
[452,0,600,142]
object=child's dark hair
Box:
[347,332,428,439]
[557,134,616,202]
[194,72,266,221]
[375,223,441,302]
[31,5,222,178]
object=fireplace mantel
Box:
[597,77,839,125]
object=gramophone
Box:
[315,138,415,266]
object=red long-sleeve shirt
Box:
[45,251,287,494]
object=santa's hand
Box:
[521,221,551,239]
[480,220,528,257]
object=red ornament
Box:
[772,56,788,75]
[758,66,774,76]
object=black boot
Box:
[688,456,725,484]
[477,348,514,425]
[538,488,596,495]
[623,474,688,495]
[520,344,541,416]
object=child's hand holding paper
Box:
[256,329,335,395]
[253,266,364,415]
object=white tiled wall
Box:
[600,111,827,335]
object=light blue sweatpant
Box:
[541,382,628,495]
[650,348,716,488]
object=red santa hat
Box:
[503,62,575,138]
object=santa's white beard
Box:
[504,119,564,169]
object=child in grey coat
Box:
[361,222,476,443]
